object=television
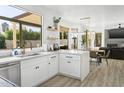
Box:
[108,28,124,39]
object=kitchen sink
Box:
[17,53,40,57]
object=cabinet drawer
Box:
[21,56,48,69]
[59,59,80,77]
[49,54,58,60]
[60,54,80,61]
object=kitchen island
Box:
[0,50,90,87]
[59,50,90,81]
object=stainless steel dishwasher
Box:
[0,61,20,86]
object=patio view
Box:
[0,6,42,50]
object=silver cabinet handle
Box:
[35,66,39,69]
[67,61,71,63]
[66,56,72,58]
[51,56,56,58]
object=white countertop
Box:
[59,50,88,55]
[0,57,21,65]
[0,50,88,65]
[0,51,58,64]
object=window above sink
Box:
[0,6,42,57]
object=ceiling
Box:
[44,5,124,26]
[44,5,104,24]
[18,5,124,31]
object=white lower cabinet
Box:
[21,64,35,87]
[21,56,48,87]
[59,52,89,80]
[48,54,58,78]
[21,54,58,87]
[59,54,80,78]
[34,60,48,86]
[20,51,89,86]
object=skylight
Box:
[0,6,26,18]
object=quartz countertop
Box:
[0,50,88,64]
[59,50,89,55]
[0,57,21,65]
[0,51,58,64]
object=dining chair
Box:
[99,50,110,66]
[90,50,101,66]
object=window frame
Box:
[0,16,42,48]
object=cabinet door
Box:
[59,59,72,75]
[81,52,90,80]
[48,54,58,78]
[34,57,48,86]
[21,57,48,87]
[69,60,80,77]
[59,54,80,77]
[21,65,35,87]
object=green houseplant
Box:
[53,17,61,30]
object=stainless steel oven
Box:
[0,61,20,86]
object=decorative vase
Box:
[54,23,58,30]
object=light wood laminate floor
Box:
[40,59,124,87]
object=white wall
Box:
[104,6,124,25]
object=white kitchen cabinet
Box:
[34,60,48,86]
[59,51,89,81]
[80,51,90,81]
[21,56,48,87]
[48,54,58,78]
[59,54,80,77]
[20,50,89,86]
[21,64,35,87]
[21,54,59,87]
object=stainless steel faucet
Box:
[29,41,32,50]
[22,41,32,54]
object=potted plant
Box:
[53,17,61,30]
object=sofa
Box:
[109,48,124,60]
[99,47,124,60]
